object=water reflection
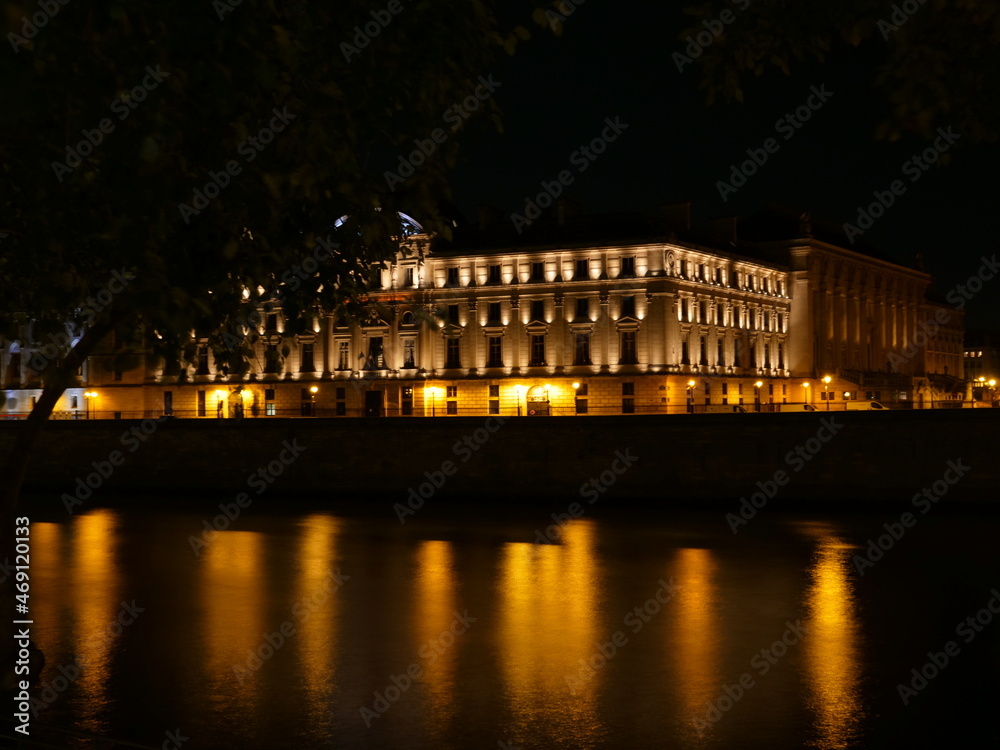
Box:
[671,547,720,743]
[497,520,604,748]
[414,540,456,740]
[71,509,122,734]
[200,530,263,714]
[295,514,341,733]
[802,529,864,749]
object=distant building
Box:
[0,205,967,418]
[964,330,1000,403]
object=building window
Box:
[300,388,315,417]
[403,339,416,369]
[196,345,210,375]
[300,342,315,373]
[365,337,385,369]
[722,382,728,395]
[264,343,280,373]
[620,296,636,319]
[622,398,635,413]
[197,390,206,417]
[623,382,634,395]
[620,331,637,365]
[404,267,415,287]
[163,392,172,416]
[575,384,589,413]
[530,262,544,281]
[488,302,502,324]
[447,385,458,398]
[574,332,592,365]
[680,259,688,278]
[749,309,756,329]
[446,398,458,415]
[576,297,589,321]
[447,267,459,286]
[402,386,413,416]
[778,343,785,369]
[716,268,724,284]
[718,339,725,365]
[264,388,275,416]
[681,340,690,365]
[718,304,725,325]
[620,256,636,278]
[488,264,501,284]
[530,299,545,322]
[529,335,546,366]
[448,304,460,324]
[575,259,589,280]
[699,336,708,366]
[338,342,350,370]
[750,343,757,368]
[489,384,500,398]
[487,336,503,368]
[446,338,461,369]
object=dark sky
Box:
[445,2,1000,330]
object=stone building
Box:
[0,206,967,418]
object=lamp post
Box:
[572,382,580,416]
[754,380,763,413]
[309,385,318,416]
[687,380,695,414]
[84,391,97,419]
[515,385,524,416]
[823,375,832,410]
[802,381,810,405]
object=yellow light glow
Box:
[572,382,581,389]
[803,382,811,388]
[687,380,696,388]
[823,376,832,384]
[990,380,997,388]
[309,386,318,394]
[754,381,763,388]
[213,390,227,400]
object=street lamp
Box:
[515,384,525,416]
[802,381,810,404]
[84,391,98,419]
[687,380,696,414]
[214,389,227,418]
[823,375,832,410]
[426,386,440,417]
[754,380,763,412]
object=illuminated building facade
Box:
[0,207,967,418]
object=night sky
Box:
[445,2,1000,330]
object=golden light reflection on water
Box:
[498,521,604,747]
[670,547,719,741]
[30,522,63,657]
[414,540,456,738]
[201,530,263,709]
[803,531,864,749]
[70,509,122,732]
[296,515,341,723]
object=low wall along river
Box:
[1,410,997,509]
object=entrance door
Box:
[364,390,383,417]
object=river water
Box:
[22,504,1000,749]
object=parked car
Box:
[845,401,887,411]
[705,404,747,414]
[776,403,819,412]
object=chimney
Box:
[704,216,738,244]
[557,198,585,226]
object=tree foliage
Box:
[684,0,1000,143]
